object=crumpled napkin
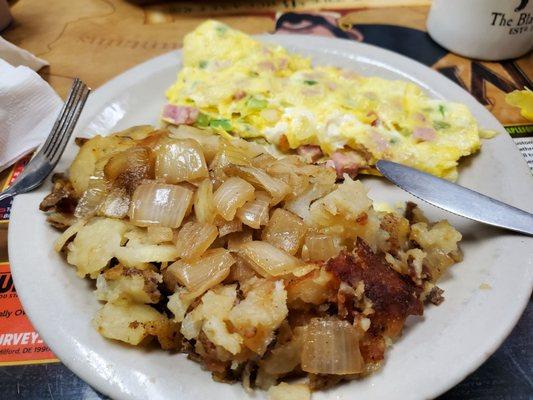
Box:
[0,39,62,171]
[0,36,48,70]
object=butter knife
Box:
[376,160,533,236]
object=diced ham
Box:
[368,111,380,127]
[303,72,323,81]
[413,127,437,142]
[297,145,324,163]
[233,90,246,100]
[327,82,338,90]
[325,159,336,170]
[413,112,426,122]
[258,61,275,71]
[162,104,199,125]
[371,131,389,152]
[301,88,320,96]
[278,58,288,69]
[213,60,231,69]
[341,70,360,80]
[278,134,290,152]
[329,150,366,178]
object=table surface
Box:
[0,0,531,399]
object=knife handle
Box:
[480,194,533,236]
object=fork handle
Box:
[0,186,16,203]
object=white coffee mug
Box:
[427,0,533,60]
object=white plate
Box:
[9,34,533,400]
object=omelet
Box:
[165,20,482,180]
[506,88,533,121]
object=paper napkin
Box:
[0,45,61,171]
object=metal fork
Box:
[0,78,90,202]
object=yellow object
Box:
[166,20,483,180]
[505,88,533,121]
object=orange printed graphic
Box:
[1,154,31,192]
[0,155,31,223]
[0,262,58,366]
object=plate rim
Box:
[8,33,533,400]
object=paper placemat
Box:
[0,263,58,366]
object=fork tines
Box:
[41,78,91,164]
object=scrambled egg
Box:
[166,20,482,180]
[506,88,533,121]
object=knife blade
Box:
[376,160,533,236]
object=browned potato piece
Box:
[380,213,410,253]
[104,146,154,194]
[69,135,135,196]
[286,269,338,307]
[93,302,167,346]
